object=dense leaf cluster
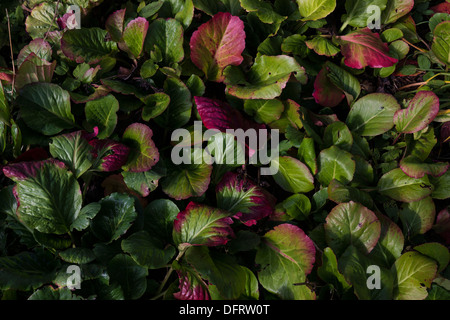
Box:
[0,0,449,300]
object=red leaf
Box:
[337,28,398,69]
[313,67,345,108]
[430,2,450,14]
[190,12,245,82]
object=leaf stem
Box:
[153,248,186,299]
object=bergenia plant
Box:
[0,0,449,302]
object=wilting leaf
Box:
[394,91,440,134]
[346,93,401,136]
[3,159,82,234]
[378,168,433,203]
[190,12,245,82]
[122,123,159,172]
[224,55,307,99]
[392,251,437,300]
[173,202,234,248]
[337,28,398,69]
[216,171,275,226]
[256,223,316,300]
[325,201,381,256]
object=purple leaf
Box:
[216,171,275,226]
[3,158,66,181]
[190,12,245,82]
[174,270,210,300]
[89,139,130,172]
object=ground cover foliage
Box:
[0,0,449,300]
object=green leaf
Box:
[317,247,352,294]
[325,61,360,103]
[71,202,101,232]
[341,0,387,29]
[3,159,82,234]
[256,223,316,300]
[173,202,233,248]
[144,18,184,65]
[161,150,212,200]
[346,93,401,136]
[122,123,159,172]
[85,94,119,139]
[317,146,355,186]
[107,253,148,300]
[392,251,437,300]
[327,179,373,209]
[381,0,414,24]
[185,246,249,299]
[297,137,317,175]
[339,245,394,300]
[270,156,315,193]
[0,250,59,290]
[25,2,60,39]
[121,230,176,269]
[0,81,11,125]
[90,193,138,243]
[243,99,284,124]
[18,83,75,136]
[323,121,353,151]
[143,199,180,244]
[296,0,336,21]
[305,36,340,57]
[154,77,192,129]
[120,17,149,59]
[430,170,450,200]
[378,168,433,202]
[28,286,83,300]
[240,0,287,25]
[325,201,381,256]
[49,130,94,178]
[399,196,436,237]
[141,93,170,121]
[279,193,311,220]
[122,170,163,197]
[58,248,96,264]
[432,21,450,65]
[394,91,440,134]
[414,242,449,273]
[224,55,307,99]
[61,28,118,64]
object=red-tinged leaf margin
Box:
[105,9,126,42]
[313,66,345,108]
[173,202,234,248]
[337,27,398,69]
[190,12,245,82]
[430,2,450,15]
[216,171,275,226]
[119,17,149,59]
[394,91,440,134]
[400,156,449,179]
[3,158,66,182]
[262,223,316,277]
[122,123,159,172]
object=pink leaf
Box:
[89,139,130,172]
[190,12,245,82]
[313,67,345,108]
[174,271,210,300]
[337,27,398,69]
[3,159,65,181]
[431,2,450,14]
